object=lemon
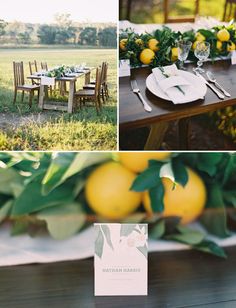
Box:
[217,29,230,42]
[135,38,144,47]
[148,38,159,52]
[216,40,223,50]
[195,32,206,42]
[120,39,128,51]
[227,41,236,52]
[140,48,155,65]
[192,41,198,50]
[85,162,142,220]
[171,47,178,61]
[142,167,207,224]
[118,152,171,173]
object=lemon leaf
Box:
[37,202,86,240]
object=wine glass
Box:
[194,41,210,73]
[177,40,192,70]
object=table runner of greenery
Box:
[1,152,236,258]
[119,23,236,67]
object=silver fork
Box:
[130,79,152,112]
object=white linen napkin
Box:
[152,64,203,104]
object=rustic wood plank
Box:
[144,122,169,150]
[1,247,236,307]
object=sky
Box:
[1,0,118,23]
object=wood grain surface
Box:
[1,247,236,307]
[120,60,236,131]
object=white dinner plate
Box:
[146,70,207,104]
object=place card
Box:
[231,51,236,65]
[119,59,131,77]
[41,76,55,86]
[94,223,148,296]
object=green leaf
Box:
[95,228,104,258]
[12,175,75,216]
[197,153,223,176]
[171,157,188,187]
[149,182,165,212]
[130,166,162,192]
[165,226,205,245]
[0,168,23,195]
[101,225,114,250]
[201,184,230,238]
[11,218,30,236]
[120,224,135,237]
[37,202,86,240]
[193,240,227,258]
[0,200,12,224]
[42,152,111,195]
[150,220,165,239]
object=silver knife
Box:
[130,79,152,112]
[195,72,225,100]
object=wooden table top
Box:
[1,246,236,307]
[119,60,236,130]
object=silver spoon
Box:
[206,71,231,97]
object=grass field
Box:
[0,48,117,151]
[128,0,225,24]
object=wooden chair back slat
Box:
[29,60,38,75]
[95,67,102,97]
[13,61,25,87]
[164,0,199,24]
[223,0,236,21]
[41,62,48,71]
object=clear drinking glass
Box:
[177,40,192,70]
[194,41,210,73]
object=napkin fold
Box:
[152,64,204,104]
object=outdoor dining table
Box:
[28,68,94,113]
[119,60,236,150]
[1,247,236,307]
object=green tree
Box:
[54,13,76,44]
[0,19,7,36]
[37,25,57,44]
[98,27,117,47]
[79,27,97,46]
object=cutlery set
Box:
[130,70,230,113]
[195,71,231,100]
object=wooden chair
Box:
[74,67,102,114]
[29,60,40,85]
[223,0,236,21]
[13,61,40,107]
[164,0,200,23]
[119,0,133,20]
[83,62,109,103]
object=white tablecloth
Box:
[1,223,236,267]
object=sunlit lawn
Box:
[128,0,225,23]
[0,48,117,150]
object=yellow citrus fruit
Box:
[192,41,198,50]
[171,47,178,61]
[85,162,142,219]
[148,38,159,52]
[118,152,171,173]
[216,40,223,50]
[142,168,207,224]
[227,41,236,52]
[195,32,206,42]
[140,48,155,65]
[135,38,144,47]
[217,29,230,42]
[120,38,128,51]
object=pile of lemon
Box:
[193,28,235,52]
[85,153,207,225]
